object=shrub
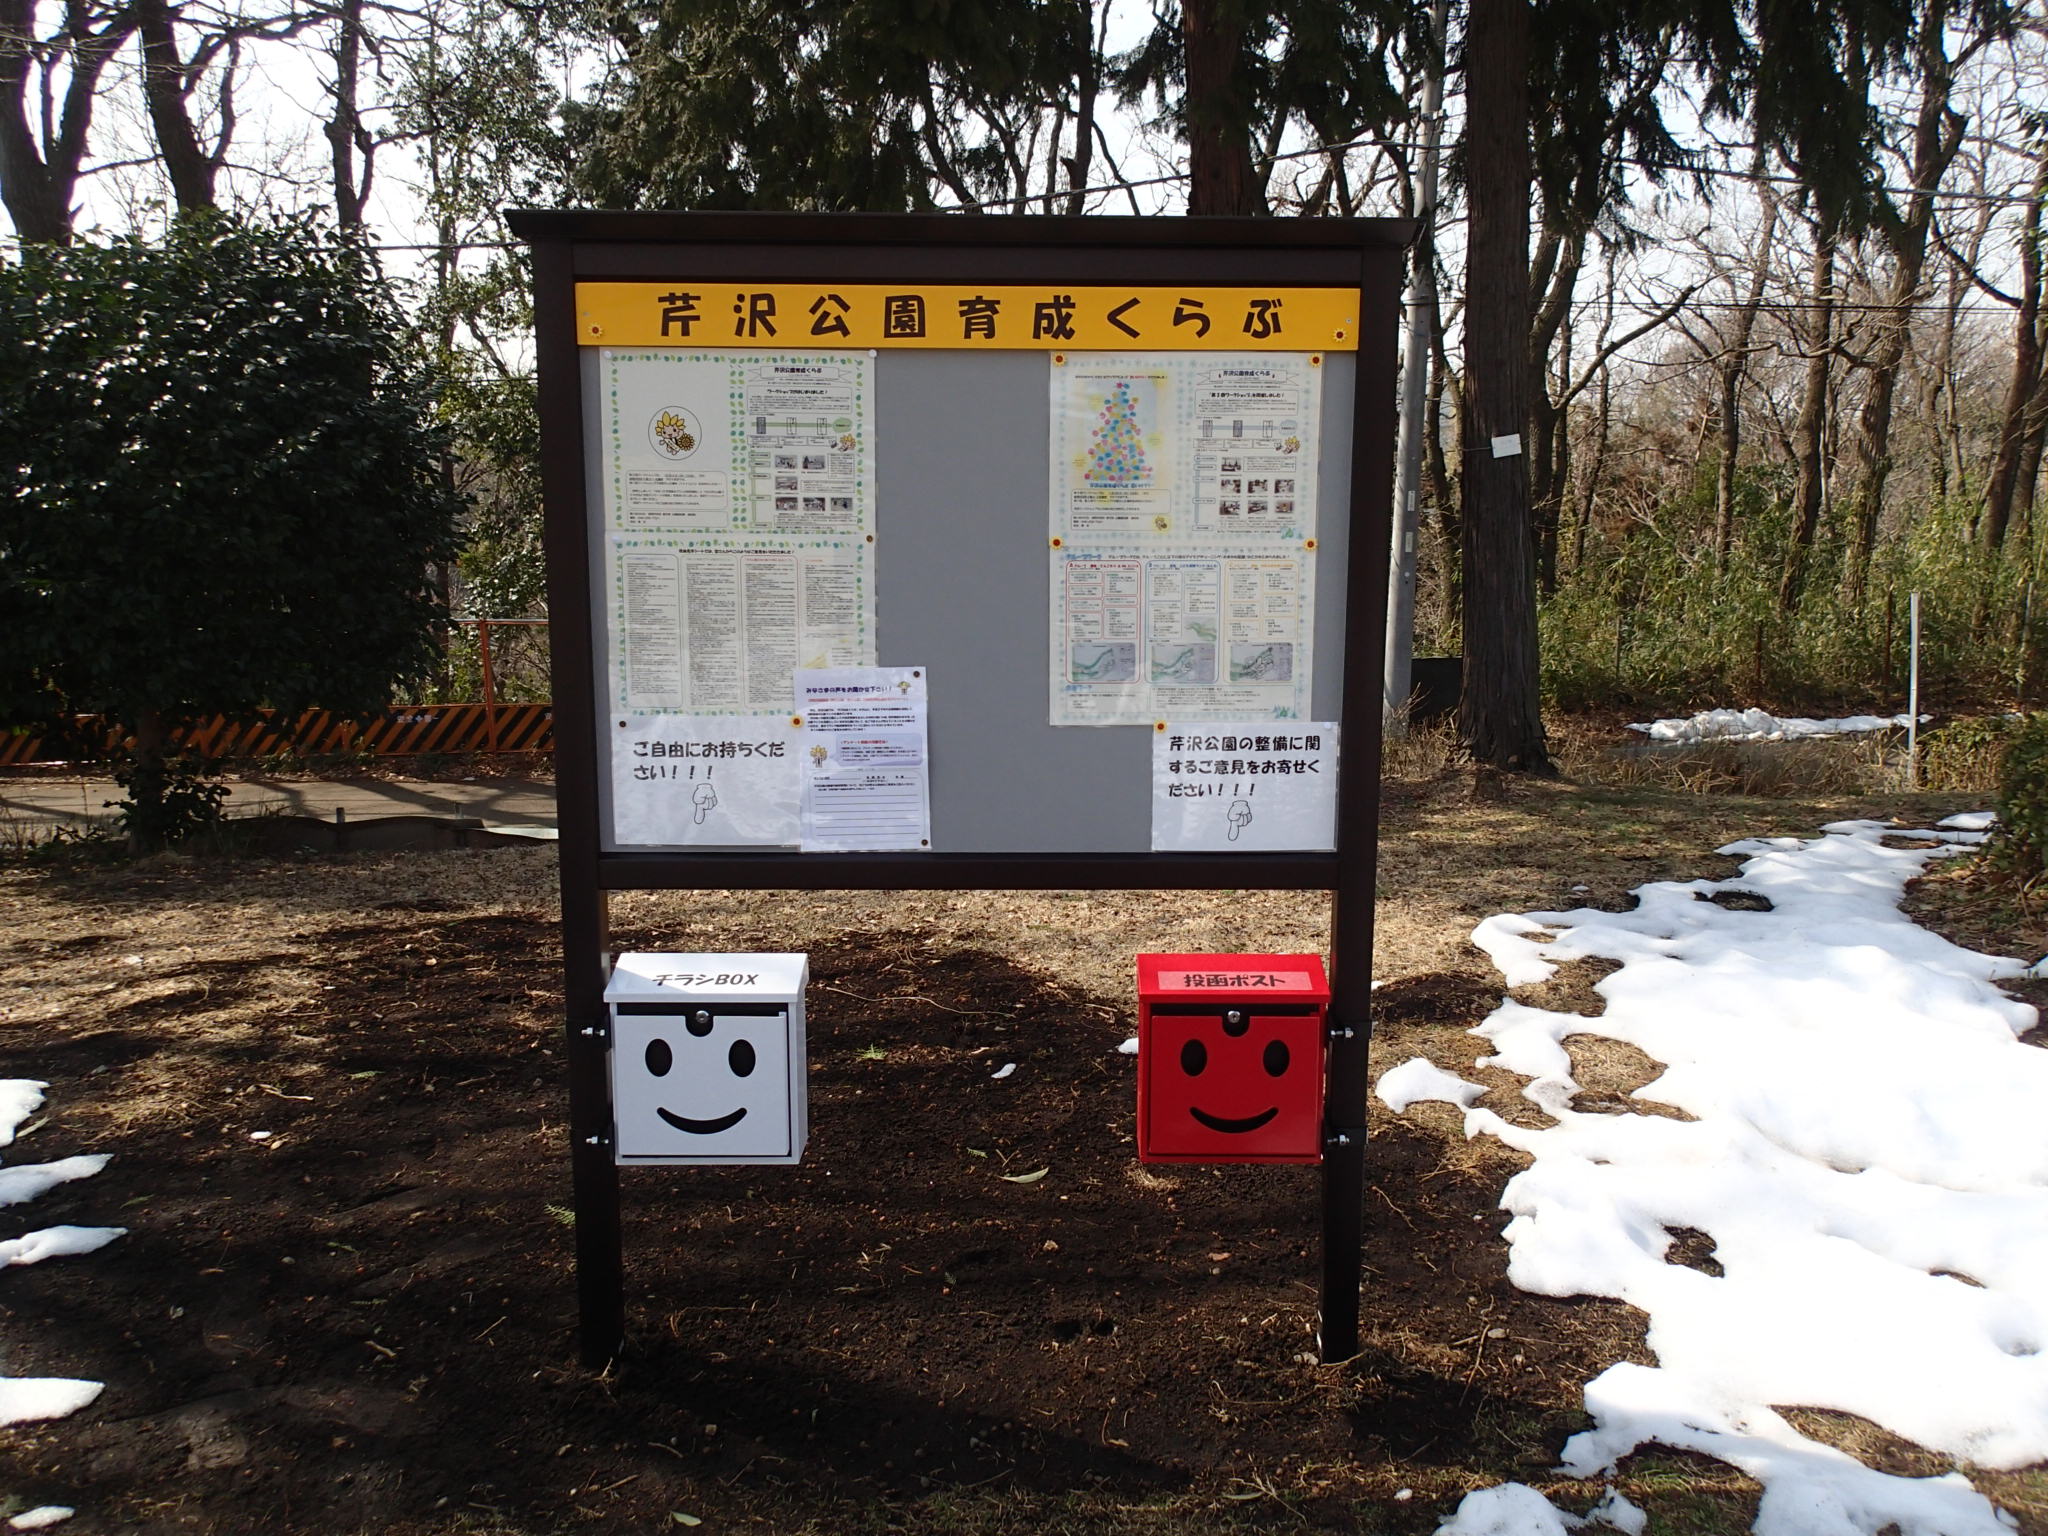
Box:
[1996,715,2048,877]
[1922,716,2019,793]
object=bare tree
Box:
[0,0,138,241]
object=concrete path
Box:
[0,775,559,837]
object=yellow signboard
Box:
[575,283,1359,351]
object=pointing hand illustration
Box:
[1227,800,1252,841]
[692,782,718,824]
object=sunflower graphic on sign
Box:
[648,407,702,459]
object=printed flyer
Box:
[598,348,877,718]
[1050,549,1313,725]
[1048,352,1320,724]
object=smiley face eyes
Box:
[1177,1031,1291,1078]
[644,1029,755,1077]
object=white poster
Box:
[600,353,739,533]
[1050,357,1176,536]
[1049,352,1319,543]
[598,348,877,721]
[600,349,874,538]
[1151,723,1338,852]
[795,667,931,852]
[1051,549,1314,725]
[739,357,873,536]
[1186,357,1318,541]
[608,536,873,715]
[610,715,801,847]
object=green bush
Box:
[1996,715,2048,877]
[110,752,228,848]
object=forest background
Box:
[5,0,2048,763]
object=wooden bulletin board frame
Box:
[508,210,1414,1366]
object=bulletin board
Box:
[508,210,1414,1366]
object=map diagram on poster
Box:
[1051,549,1313,725]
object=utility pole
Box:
[1384,0,1450,734]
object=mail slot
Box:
[1135,952,1329,1164]
[604,952,808,1165]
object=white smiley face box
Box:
[604,952,809,1165]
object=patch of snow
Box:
[1940,812,1997,832]
[1375,1057,1486,1113]
[989,1063,1016,1080]
[0,1156,110,1208]
[0,1088,123,1449]
[1393,816,2034,1534]
[8,1506,74,1530]
[1116,1037,1139,1055]
[0,1083,44,1147]
[0,1227,123,1269]
[1434,1483,1579,1535]
[1625,708,1926,745]
[0,1380,102,1428]
[1586,1488,1645,1535]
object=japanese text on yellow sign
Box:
[575,284,1359,351]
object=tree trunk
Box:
[1458,0,1549,772]
[1572,363,1612,573]
[1840,1,1962,603]
[326,0,371,229]
[1527,223,1584,593]
[0,0,133,243]
[2015,368,2048,543]
[1778,223,1837,613]
[1716,177,1777,571]
[1984,150,2048,552]
[136,0,219,213]
[1181,0,1263,215]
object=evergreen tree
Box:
[0,215,462,843]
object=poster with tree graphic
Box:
[1051,357,1174,536]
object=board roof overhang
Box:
[504,209,1419,256]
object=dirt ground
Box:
[0,775,2032,1535]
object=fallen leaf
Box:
[671,1515,702,1527]
[999,1168,1049,1184]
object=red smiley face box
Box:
[1135,953,1330,1164]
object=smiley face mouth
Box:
[1189,1105,1279,1135]
[657,1106,748,1135]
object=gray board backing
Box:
[588,347,1355,855]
